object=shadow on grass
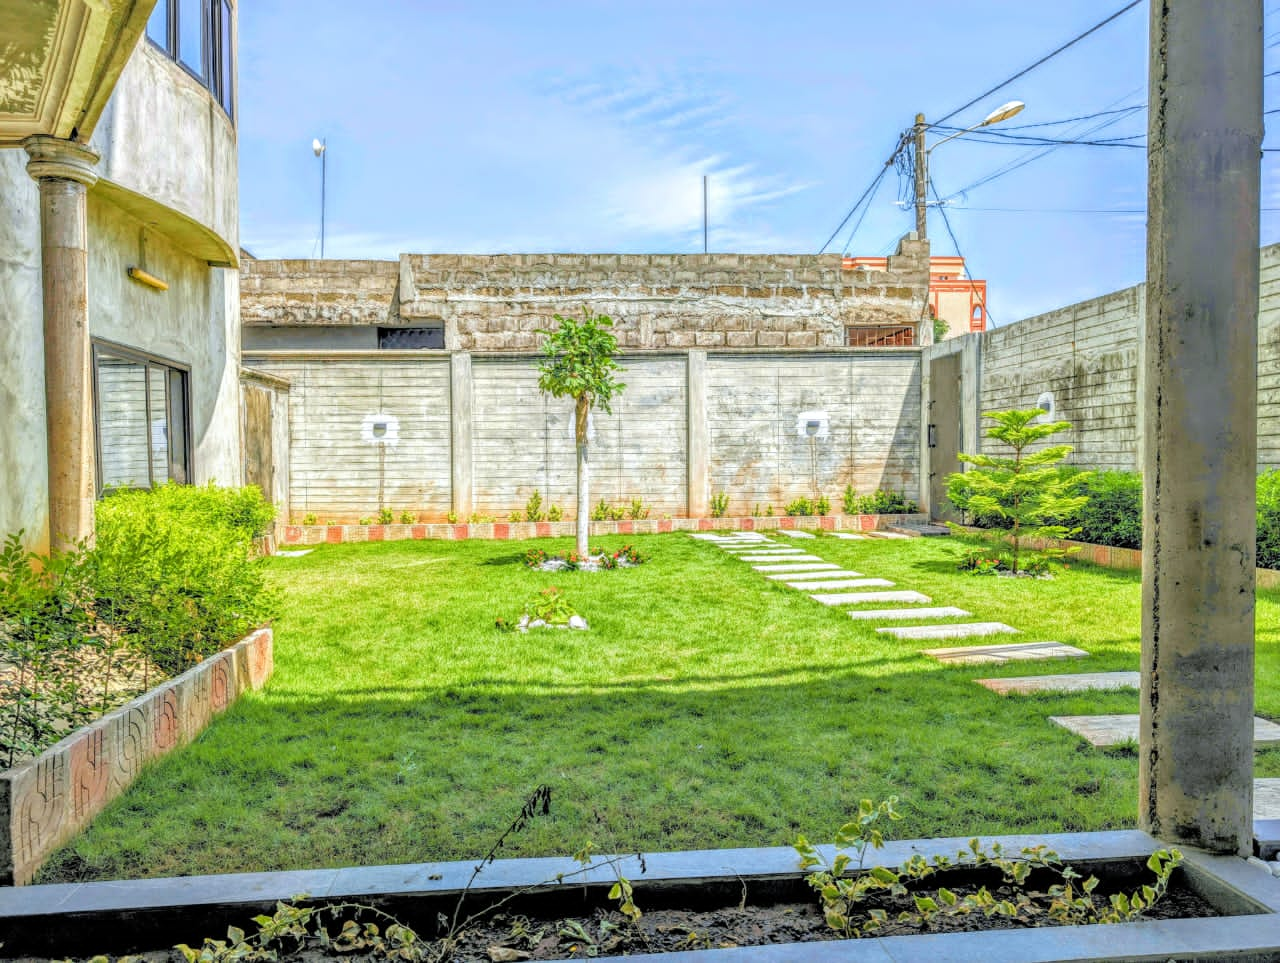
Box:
[480,553,530,566]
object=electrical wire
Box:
[991,105,1145,131]
[934,0,1142,127]
[818,131,907,254]
[928,177,998,328]
[840,164,890,255]
[927,126,1146,148]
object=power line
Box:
[934,0,1142,126]
[840,164,890,255]
[928,126,1147,148]
[990,105,1145,131]
[928,177,998,329]
[819,132,907,254]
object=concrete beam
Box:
[687,349,709,517]
[1141,1,1263,854]
[450,352,473,519]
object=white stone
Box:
[275,549,313,557]
[778,530,817,538]
[846,606,970,621]
[753,562,840,573]
[568,614,588,630]
[739,554,823,563]
[766,569,864,581]
[1247,856,1272,875]
[785,578,893,590]
[925,641,1089,665]
[811,590,932,605]
[529,618,547,629]
[829,532,868,540]
[878,622,1018,640]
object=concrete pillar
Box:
[1140,1,1262,855]
[23,136,99,551]
[450,352,473,519]
[687,350,709,517]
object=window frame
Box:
[846,325,916,348]
[91,339,194,496]
[144,0,234,122]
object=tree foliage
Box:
[946,409,1090,573]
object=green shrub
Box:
[1071,471,1142,550]
[785,497,814,517]
[709,492,730,518]
[846,488,919,515]
[1258,470,1280,570]
[94,485,278,675]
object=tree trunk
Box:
[576,395,590,558]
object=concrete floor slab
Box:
[777,530,816,538]
[766,569,864,580]
[830,532,869,540]
[977,672,1141,696]
[924,641,1089,665]
[1052,714,1280,748]
[847,606,970,621]
[811,590,932,605]
[739,554,823,563]
[864,531,912,540]
[879,622,1018,640]
[752,563,841,573]
[784,578,894,590]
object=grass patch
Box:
[38,533,1280,882]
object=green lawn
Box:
[37,533,1280,883]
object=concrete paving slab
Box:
[765,568,863,580]
[785,578,894,590]
[924,641,1089,665]
[878,622,1018,640]
[977,671,1140,696]
[721,546,797,553]
[864,531,912,540]
[1255,779,1280,819]
[739,554,823,563]
[275,549,314,558]
[777,530,816,538]
[1052,714,1280,748]
[811,590,932,605]
[830,532,869,540]
[846,606,970,621]
[752,562,841,573]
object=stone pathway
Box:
[752,562,841,572]
[923,641,1089,665]
[863,531,913,540]
[977,672,1140,696]
[1257,779,1280,819]
[830,532,869,540]
[786,577,894,590]
[811,590,932,605]
[739,554,824,563]
[1050,714,1280,748]
[764,569,864,581]
[777,530,816,539]
[878,622,1019,640]
[847,606,970,621]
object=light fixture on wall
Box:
[127,266,168,291]
[312,137,327,258]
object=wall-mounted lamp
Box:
[127,266,168,291]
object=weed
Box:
[710,492,730,518]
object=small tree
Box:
[946,409,1090,573]
[537,308,625,557]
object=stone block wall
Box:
[0,628,272,885]
[239,239,932,351]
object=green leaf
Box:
[869,866,899,884]
[914,895,939,914]
[608,883,621,900]
[938,887,958,906]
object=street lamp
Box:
[913,101,1025,239]
[312,137,327,258]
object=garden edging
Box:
[0,628,273,886]
[280,513,927,547]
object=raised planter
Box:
[0,830,1276,959]
[280,514,928,547]
[0,628,273,886]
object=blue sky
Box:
[237,1,1278,323]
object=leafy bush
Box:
[94,485,278,675]
[1259,470,1280,570]
[377,508,394,525]
[626,497,649,520]
[709,492,730,518]
[1071,471,1142,550]
[525,490,546,522]
[785,497,815,517]
[845,487,919,515]
[815,495,831,516]
[547,504,564,522]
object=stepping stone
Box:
[924,641,1088,665]
[786,578,893,590]
[812,590,932,605]
[879,622,1018,640]
[767,569,864,581]
[847,606,970,621]
[863,531,912,540]
[977,671,1140,696]
[275,549,314,557]
[721,546,796,553]
[1051,714,1280,748]
[888,523,952,537]
[830,532,869,540]
[753,562,841,573]
[778,530,816,538]
[739,554,824,563]
[1256,780,1280,819]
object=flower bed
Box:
[0,628,273,886]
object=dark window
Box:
[379,326,445,349]
[93,342,192,493]
[146,1,170,51]
[846,325,915,347]
[146,0,234,122]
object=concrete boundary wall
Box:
[244,349,923,523]
[0,628,273,886]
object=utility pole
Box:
[703,175,709,254]
[913,113,928,239]
[1140,0,1261,855]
